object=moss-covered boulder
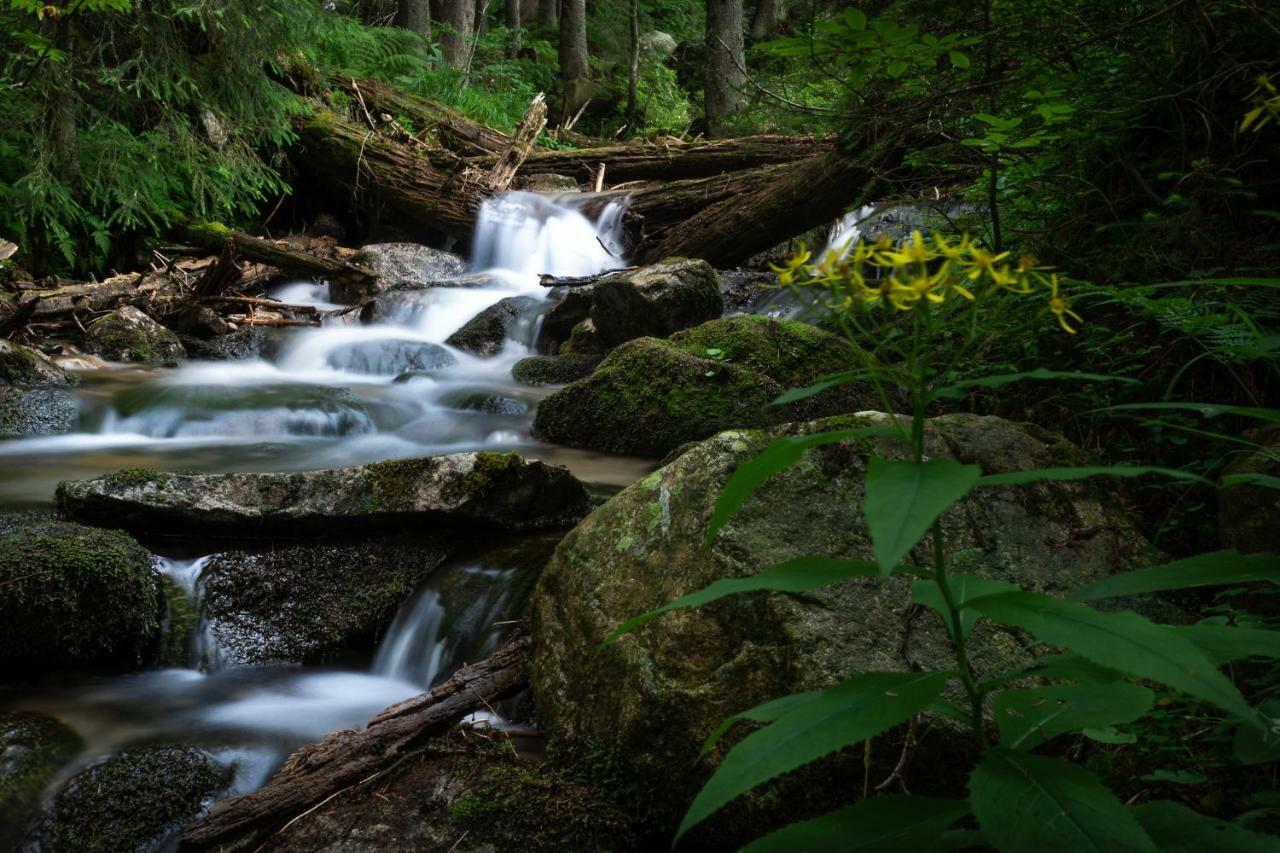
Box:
[0,712,82,849]
[32,745,229,852]
[1219,426,1280,555]
[511,353,601,385]
[532,318,870,456]
[84,305,186,364]
[57,452,592,538]
[0,340,79,438]
[531,414,1163,840]
[201,537,453,666]
[267,731,639,852]
[0,519,160,671]
[445,295,543,356]
[587,258,723,349]
[532,337,782,456]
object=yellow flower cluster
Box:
[771,231,1083,333]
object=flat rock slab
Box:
[56,452,591,538]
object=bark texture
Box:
[396,0,431,37]
[558,0,590,116]
[441,0,476,68]
[705,0,747,136]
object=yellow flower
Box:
[1047,275,1083,333]
[882,231,931,266]
[965,246,1012,280]
[770,246,814,287]
[935,233,972,261]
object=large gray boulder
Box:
[531,414,1164,839]
[0,340,78,438]
[201,537,453,666]
[56,452,592,538]
[540,258,723,354]
[532,316,872,456]
[31,745,229,852]
[0,518,160,672]
[334,243,468,303]
[84,305,186,364]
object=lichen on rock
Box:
[84,305,187,364]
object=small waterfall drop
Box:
[372,590,448,687]
[470,191,627,277]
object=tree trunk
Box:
[749,0,782,43]
[538,0,557,33]
[624,0,639,123]
[505,0,522,53]
[474,0,489,36]
[558,0,589,116]
[705,0,746,137]
[179,637,532,852]
[441,0,476,68]
[396,0,431,38]
[331,76,511,157]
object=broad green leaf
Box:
[1083,726,1137,744]
[676,671,953,840]
[1223,472,1280,490]
[1103,402,1280,423]
[980,654,1125,692]
[864,457,981,573]
[978,465,1211,487]
[771,371,871,405]
[601,556,882,645]
[887,60,908,77]
[1070,551,1280,601]
[933,368,1136,400]
[970,750,1159,853]
[911,574,1018,640]
[1236,698,1280,765]
[705,427,896,544]
[741,795,969,852]
[949,50,970,68]
[1173,622,1280,665]
[700,690,821,757]
[992,683,1154,750]
[1131,801,1280,852]
[840,7,867,30]
[965,591,1260,726]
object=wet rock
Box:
[84,305,187,364]
[445,295,543,356]
[32,745,229,852]
[201,537,453,666]
[334,242,467,303]
[57,452,593,538]
[327,338,457,375]
[532,317,871,456]
[511,354,601,385]
[1219,426,1280,555]
[537,259,722,354]
[172,304,235,339]
[532,414,1164,839]
[0,339,73,385]
[440,389,530,415]
[0,386,78,438]
[0,712,82,849]
[522,173,581,193]
[532,337,779,456]
[0,518,160,672]
[181,325,268,360]
[267,732,639,852]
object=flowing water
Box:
[0,193,648,830]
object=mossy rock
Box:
[84,305,186,364]
[200,536,454,665]
[0,385,78,438]
[0,712,82,849]
[588,257,723,348]
[0,339,73,386]
[532,337,782,456]
[444,295,542,356]
[511,353,602,385]
[33,744,229,852]
[531,413,1164,843]
[0,519,160,671]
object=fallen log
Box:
[179,636,531,851]
[174,219,376,289]
[331,76,514,158]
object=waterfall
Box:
[372,590,448,687]
[470,191,628,277]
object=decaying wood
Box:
[485,92,548,192]
[179,635,532,852]
[174,220,376,288]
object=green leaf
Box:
[1083,726,1137,744]
[1223,472,1280,490]
[965,591,1260,726]
[993,683,1154,750]
[970,750,1159,853]
[932,369,1136,400]
[1070,551,1280,601]
[981,654,1125,692]
[977,465,1211,487]
[601,556,882,646]
[911,574,1018,640]
[1131,801,1280,852]
[676,671,953,840]
[840,7,867,30]
[700,690,821,757]
[772,371,871,405]
[949,50,970,68]
[741,795,969,852]
[705,427,897,544]
[1236,698,1280,765]
[1173,622,1280,665]
[864,457,982,573]
[887,60,908,77]
[1103,402,1280,423]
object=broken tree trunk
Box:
[331,76,513,157]
[484,92,548,192]
[178,635,532,852]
